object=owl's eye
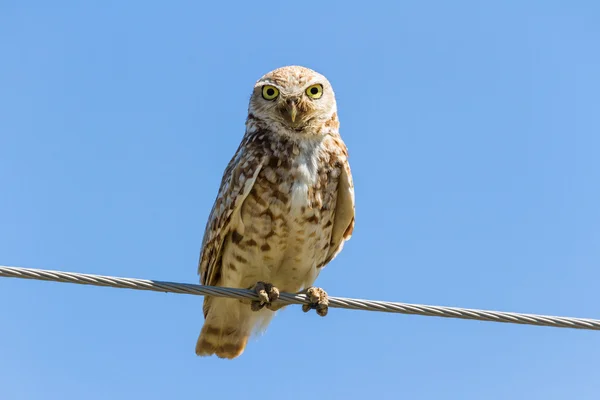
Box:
[262,85,279,100]
[305,84,323,99]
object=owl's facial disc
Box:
[251,66,336,133]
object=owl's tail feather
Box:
[195,297,255,359]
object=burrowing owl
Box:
[195,65,355,359]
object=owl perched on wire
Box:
[195,65,355,359]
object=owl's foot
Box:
[301,287,329,317]
[250,281,280,311]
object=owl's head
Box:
[248,65,337,133]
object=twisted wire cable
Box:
[1,265,598,331]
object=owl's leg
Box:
[300,287,329,317]
[249,281,280,311]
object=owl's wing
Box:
[323,159,355,266]
[198,142,264,286]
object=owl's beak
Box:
[286,100,298,123]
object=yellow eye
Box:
[306,84,323,99]
[262,85,279,100]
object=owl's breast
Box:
[229,144,340,291]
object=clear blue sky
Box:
[1,1,599,399]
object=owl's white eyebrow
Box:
[303,82,323,88]
[256,80,278,86]
[255,83,281,91]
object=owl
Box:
[195,65,355,359]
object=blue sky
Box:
[1,1,599,399]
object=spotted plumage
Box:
[195,66,355,359]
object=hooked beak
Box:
[286,100,298,123]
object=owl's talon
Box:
[302,287,329,317]
[268,286,280,302]
[250,281,280,311]
[251,300,264,311]
[257,290,270,304]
